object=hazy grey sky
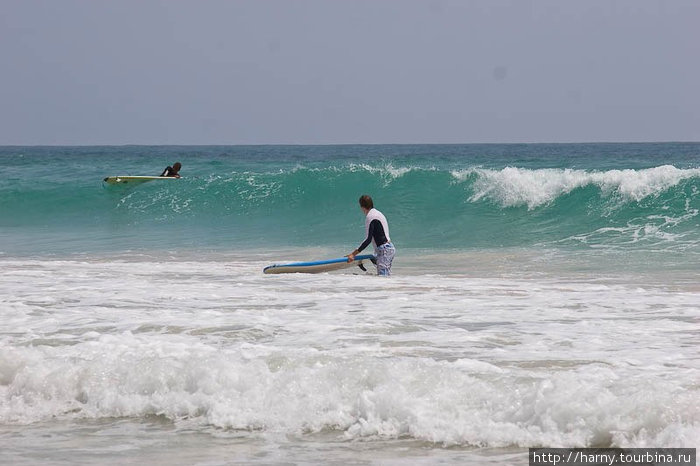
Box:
[1,0,698,145]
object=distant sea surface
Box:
[1,144,698,465]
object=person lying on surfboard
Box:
[346,194,396,276]
[160,162,182,178]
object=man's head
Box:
[359,195,373,214]
[173,162,182,172]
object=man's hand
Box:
[346,249,359,262]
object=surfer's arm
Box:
[348,221,378,261]
[357,221,378,252]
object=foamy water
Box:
[461,165,700,208]
[1,252,698,465]
[2,144,699,464]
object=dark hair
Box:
[359,195,373,210]
[173,162,182,170]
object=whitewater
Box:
[1,144,699,465]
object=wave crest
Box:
[460,165,700,209]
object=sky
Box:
[1,0,698,145]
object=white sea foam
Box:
[561,210,700,248]
[346,163,428,185]
[456,165,700,209]
[284,163,422,180]
[1,256,698,452]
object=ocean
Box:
[1,144,698,465]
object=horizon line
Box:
[1,140,699,147]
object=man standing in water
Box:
[347,195,396,276]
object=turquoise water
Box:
[2,144,699,465]
[2,143,699,261]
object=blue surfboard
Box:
[263,254,375,274]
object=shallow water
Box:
[1,252,697,465]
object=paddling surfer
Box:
[160,162,182,178]
[347,195,396,276]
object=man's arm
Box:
[347,221,377,261]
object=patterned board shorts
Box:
[376,242,395,276]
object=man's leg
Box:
[376,243,395,276]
